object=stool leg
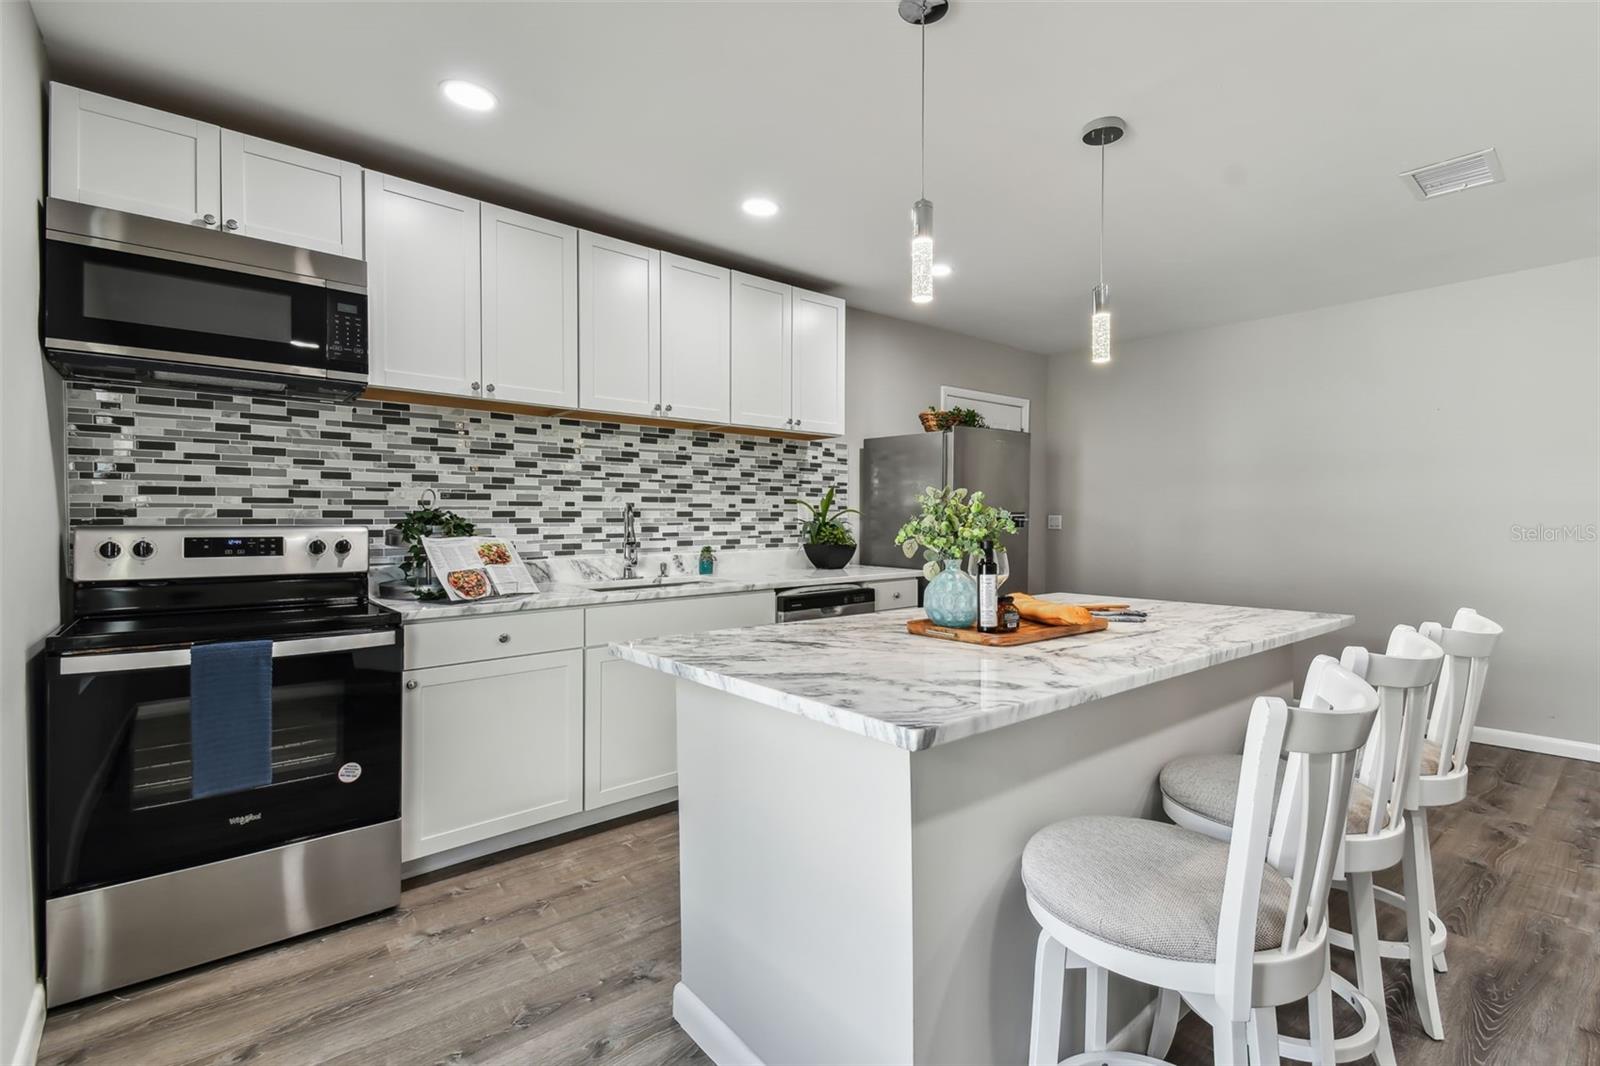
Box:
[1029,930,1067,1066]
[1148,988,1181,1058]
[1084,964,1109,1051]
[1212,1020,1249,1066]
[1412,808,1448,973]
[1401,814,1445,1040]
[1348,871,1398,1066]
[1307,970,1336,1066]
[1249,1007,1281,1065]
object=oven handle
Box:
[57,630,397,676]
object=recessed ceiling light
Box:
[741,197,779,218]
[931,262,952,278]
[440,79,497,112]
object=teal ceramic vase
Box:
[924,558,978,628]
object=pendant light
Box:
[1082,116,1126,364]
[901,0,947,304]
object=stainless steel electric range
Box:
[38,526,402,1006]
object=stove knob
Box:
[307,538,327,557]
[334,539,353,556]
[97,540,122,560]
[131,540,155,560]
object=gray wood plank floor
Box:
[38,745,1596,1065]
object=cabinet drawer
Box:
[585,591,774,647]
[405,608,582,670]
[870,579,919,611]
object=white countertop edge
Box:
[610,608,1356,751]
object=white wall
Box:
[1045,257,1599,748]
[1,2,56,1061]
[844,308,1051,585]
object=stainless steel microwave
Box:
[42,198,368,398]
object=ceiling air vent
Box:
[1400,149,1504,200]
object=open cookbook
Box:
[420,537,540,601]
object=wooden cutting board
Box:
[905,615,1109,646]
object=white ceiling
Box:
[29,1,1600,355]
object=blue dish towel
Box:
[189,640,273,799]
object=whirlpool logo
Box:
[228,812,263,827]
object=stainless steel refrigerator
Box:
[860,427,1031,592]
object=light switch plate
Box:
[1047,514,1063,530]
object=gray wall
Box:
[1,2,57,1059]
[1044,257,1599,747]
[844,308,1051,586]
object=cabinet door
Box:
[48,84,221,227]
[659,253,731,424]
[401,651,583,861]
[364,173,481,397]
[480,205,579,407]
[578,231,660,417]
[219,131,362,257]
[584,648,678,808]
[791,288,847,437]
[729,272,792,430]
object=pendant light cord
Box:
[1098,142,1105,289]
[920,15,927,200]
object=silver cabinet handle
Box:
[653,403,661,412]
[664,404,672,412]
[893,591,903,600]
[199,213,217,226]
[224,218,239,231]
[785,418,793,427]
[59,630,397,676]
[498,633,511,644]
[485,383,495,393]
[794,419,802,427]
[471,381,481,391]
[405,679,418,690]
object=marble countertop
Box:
[610,595,1354,751]
[374,563,921,621]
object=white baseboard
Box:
[672,982,764,1066]
[1473,726,1600,763]
[8,981,45,1066]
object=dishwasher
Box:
[774,584,876,622]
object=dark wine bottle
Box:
[977,539,1000,633]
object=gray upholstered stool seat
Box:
[1160,754,1374,833]
[1020,815,1292,964]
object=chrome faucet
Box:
[621,502,640,579]
[653,561,670,585]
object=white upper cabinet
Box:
[790,288,847,437]
[365,173,481,398]
[579,231,661,417]
[49,84,362,257]
[219,132,363,258]
[730,272,793,430]
[481,205,579,407]
[49,84,221,227]
[660,253,731,424]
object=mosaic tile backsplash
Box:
[65,383,849,562]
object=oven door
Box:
[42,236,366,389]
[42,629,401,897]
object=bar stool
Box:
[1332,607,1502,1040]
[1157,626,1444,1065]
[1023,656,1378,1066]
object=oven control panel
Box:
[68,526,370,582]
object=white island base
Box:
[668,648,1295,1065]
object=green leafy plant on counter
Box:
[894,485,1017,580]
[788,485,858,546]
[391,505,476,599]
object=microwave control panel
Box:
[326,293,367,363]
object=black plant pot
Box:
[804,543,856,570]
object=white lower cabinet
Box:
[401,649,584,862]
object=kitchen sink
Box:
[585,577,711,591]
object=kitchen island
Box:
[612,595,1352,1065]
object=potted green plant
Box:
[788,485,860,569]
[919,405,988,432]
[894,486,1017,627]
[386,503,476,599]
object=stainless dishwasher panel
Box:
[774,584,876,622]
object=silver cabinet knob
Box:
[224,218,239,231]
[664,404,672,413]
[485,383,495,393]
[471,381,481,391]
[199,213,217,226]
[405,679,418,691]
[893,591,902,600]
[785,418,793,427]
[498,633,511,644]
[794,419,802,427]
[653,403,661,413]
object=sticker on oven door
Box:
[337,762,362,784]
